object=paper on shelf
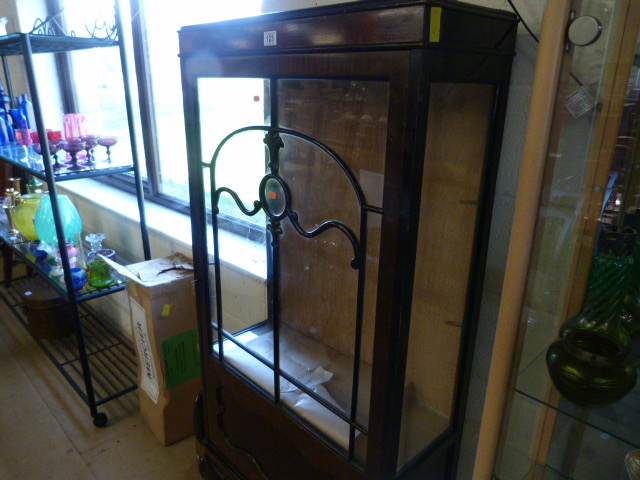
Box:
[281,385,352,450]
[221,330,355,449]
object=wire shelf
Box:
[0,275,138,407]
[0,34,118,56]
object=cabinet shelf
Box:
[512,463,574,480]
[515,344,640,450]
[0,275,137,408]
[503,388,639,480]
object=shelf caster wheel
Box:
[93,412,108,427]
[198,456,224,480]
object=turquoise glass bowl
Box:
[34,194,82,244]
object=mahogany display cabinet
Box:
[178,1,517,479]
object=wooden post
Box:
[471,2,571,478]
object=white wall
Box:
[458,31,541,480]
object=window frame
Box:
[51,0,271,242]
[50,0,192,216]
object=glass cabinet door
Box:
[200,76,388,461]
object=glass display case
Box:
[473,0,640,478]
[179,1,517,479]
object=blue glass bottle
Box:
[6,119,14,142]
[0,83,10,122]
[0,115,8,145]
[9,108,27,130]
[19,93,35,129]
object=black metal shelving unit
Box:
[0,274,139,409]
[0,1,149,427]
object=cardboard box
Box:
[20,277,73,339]
[106,253,201,445]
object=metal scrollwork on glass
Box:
[209,126,366,270]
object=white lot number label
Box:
[130,298,160,403]
[264,30,277,46]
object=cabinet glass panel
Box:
[496,1,640,478]
[207,76,387,457]
[401,83,495,468]
[275,79,386,457]
[500,392,636,479]
[202,78,271,393]
[198,78,270,222]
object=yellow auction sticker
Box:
[162,304,172,317]
[430,7,442,43]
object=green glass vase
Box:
[622,239,640,337]
[560,226,638,350]
[546,329,637,408]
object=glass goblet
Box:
[32,141,43,158]
[16,128,32,163]
[17,128,42,169]
[36,142,63,170]
[16,128,32,147]
[59,137,86,171]
[46,131,63,169]
[32,142,56,171]
[97,135,118,162]
[81,134,100,165]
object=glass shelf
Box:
[0,148,134,182]
[514,464,573,480]
[515,342,640,450]
[0,222,126,303]
[497,391,638,480]
[0,32,118,56]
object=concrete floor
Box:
[0,265,201,480]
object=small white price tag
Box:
[264,31,277,46]
[565,86,596,119]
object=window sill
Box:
[59,179,267,281]
[61,178,192,247]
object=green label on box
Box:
[162,329,201,389]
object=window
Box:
[55,0,263,213]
